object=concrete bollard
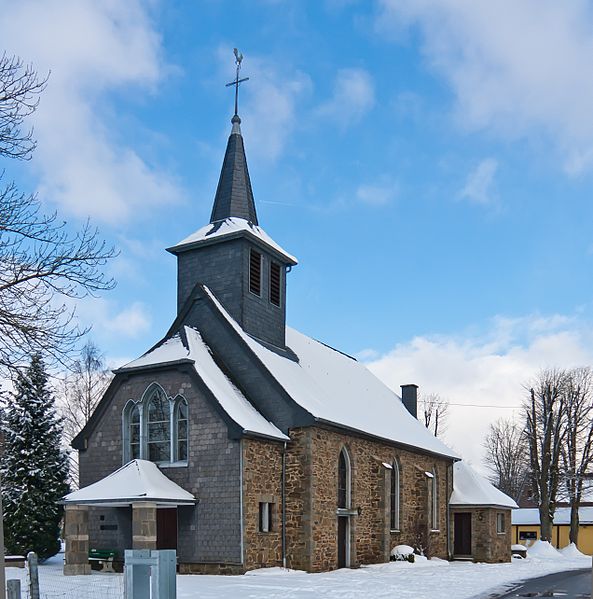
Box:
[26,553,39,599]
[6,580,20,599]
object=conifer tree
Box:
[0,354,70,559]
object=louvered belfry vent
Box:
[270,262,281,306]
[249,248,262,296]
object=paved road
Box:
[489,568,591,598]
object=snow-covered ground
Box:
[5,543,591,599]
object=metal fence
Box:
[6,559,124,599]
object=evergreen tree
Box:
[0,354,69,559]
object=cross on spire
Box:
[225,48,249,117]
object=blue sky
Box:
[3,0,593,465]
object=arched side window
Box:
[122,400,142,463]
[431,467,439,530]
[174,397,188,462]
[338,448,351,509]
[390,460,400,531]
[122,383,188,466]
[130,404,141,460]
[146,386,171,463]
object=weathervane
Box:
[226,48,249,117]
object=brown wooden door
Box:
[337,517,347,568]
[454,512,472,556]
[157,508,178,550]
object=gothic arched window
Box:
[390,460,400,531]
[129,404,141,460]
[122,383,188,466]
[146,387,171,463]
[338,448,351,509]
[431,467,439,530]
[175,398,188,462]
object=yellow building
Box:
[512,507,593,555]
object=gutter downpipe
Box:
[282,441,287,569]
[446,463,452,560]
[240,439,244,565]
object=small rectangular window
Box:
[270,262,281,306]
[249,249,262,296]
[259,502,273,533]
[496,513,506,534]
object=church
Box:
[62,61,516,574]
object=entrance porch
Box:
[61,460,196,575]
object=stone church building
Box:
[63,105,515,574]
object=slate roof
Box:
[115,285,459,460]
[210,115,258,225]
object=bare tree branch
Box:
[483,417,529,503]
[419,392,449,438]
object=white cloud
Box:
[217,47,312,162]
[76,297,151,340]
[318,68,375,127]
[356,180,398,206]
[363,313,593,471]
[460,158,498,205]
[376,0,593,173]
[0,0,182,223]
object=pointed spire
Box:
[209,114,258,225]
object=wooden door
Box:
[454,512,472,556]
[157,508,178,550]
[337,517,348,568]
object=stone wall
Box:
[282,426,452,572]
[242,438,284,569]
[451,507,512,563]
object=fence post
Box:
[150,550,176,599]
[6,580,20,599]
[26,553,39,599]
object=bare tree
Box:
[483,418,529,503]
[0,53,116,596]
[0,55,116,378]
[59,341,112,443]
[560,367,593,545]
[524,369,569,542]
[0,53,46,160]
[419,393,449,438]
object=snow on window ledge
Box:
[159,460,189,469]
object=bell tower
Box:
[167,50,297,348]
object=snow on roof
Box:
[450,462,518,508]
[512,506,593,526]
[62,460,196,506]
[121,333,189,369]
[167,217,297,264]
[118,327,289,442]
[204,287,459,459]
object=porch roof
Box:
[450,461,518,509]
[61,460,196,507]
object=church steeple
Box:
[209,114,258,224]
[168,49,297,349]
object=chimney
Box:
[401,384,418,418]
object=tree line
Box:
[484,367,593,545]
[0,50,116,583]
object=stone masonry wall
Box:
[242,439,284,569]
[450,507,511,563]
[78,368,242,565]
[282,426,452,573]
